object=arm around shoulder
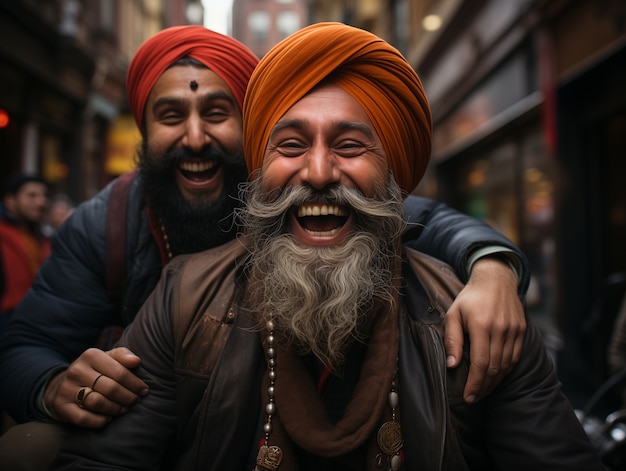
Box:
[403,194,530,293]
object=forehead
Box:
[147,64,236,105]
[16,182,47,196]
[280,83,370,122]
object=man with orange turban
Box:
[51,23,601,470]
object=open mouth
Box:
[179,160,220,182]
[296,203,349,237]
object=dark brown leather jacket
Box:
[52,239,603,470]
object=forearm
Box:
[0,343,67,422]
[0,237,113,421]
[403,195,529,293]
[51,273,178,469]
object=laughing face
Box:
[240,84,406,368]
[139,64,248,255]
[260,83,390,247]
[144,64,244,206]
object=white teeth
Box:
[297,204,346,218]
[304,227,340,237]
[179,161,215,172]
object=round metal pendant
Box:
[377,420,403,456]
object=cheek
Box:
[259,156,299,191]
[344,159,389,197]
[221,126,244,155]
[145,124,174,154]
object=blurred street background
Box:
[1,0,625,411]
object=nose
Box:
[301,144,340,190]
[182,114,210,152]
[36,195,47,210]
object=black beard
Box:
[138,141,248,255]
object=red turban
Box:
[127,25,258,133]
[243,22,432,196]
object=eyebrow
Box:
[269,119,375,139]
[152,91,237,113]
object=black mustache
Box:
[165,146,243,167]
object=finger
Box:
[107,347,142,369]
[476,329,506,400]
[66,398,113,429]
[511,323,526,366]
[444,305,464,368]
[464,330,490,403]
[75,384,131,417]
[498,328,516,375]
[86,373,144,411]
[78,348,148,397]
[50,380,112,429]
[104,348,149,396]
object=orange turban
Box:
[243,22,432,196]
[127,25,258,133]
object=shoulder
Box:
[173,238,249,287]
[404,248,464,315]
[0,218,17,236]
[154,238,248,307]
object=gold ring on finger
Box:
[75,387,93,409]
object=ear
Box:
[3,194,17,214]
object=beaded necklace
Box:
[254,318,404,471]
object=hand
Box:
[43,347,149,428]
[444,257,526,404]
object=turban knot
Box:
[243,22,432,195]
[127,25,258,133]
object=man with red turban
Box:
[0,25,259,470]
[50,23,600,470]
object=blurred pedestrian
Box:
[0,174,50,333]
[42,194,74,237]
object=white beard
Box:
[239,176,406,369]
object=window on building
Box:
[99,0,115,32]
[277,11,299,39]
[391,0,409,54]
[248,11,270,44]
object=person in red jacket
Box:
[0,174,50,333]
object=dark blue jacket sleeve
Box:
[0,185,115,422]
[402,195,530,293]
[50,263,179,470]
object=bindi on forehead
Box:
[190,80,198,91]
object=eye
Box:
[201,97,238,123]
[156,107,185,125]
[203,107,230,122]
[334,139,366,157]
[275,138,307,157]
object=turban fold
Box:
[127,25,258,133]
[243,22,432,196]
